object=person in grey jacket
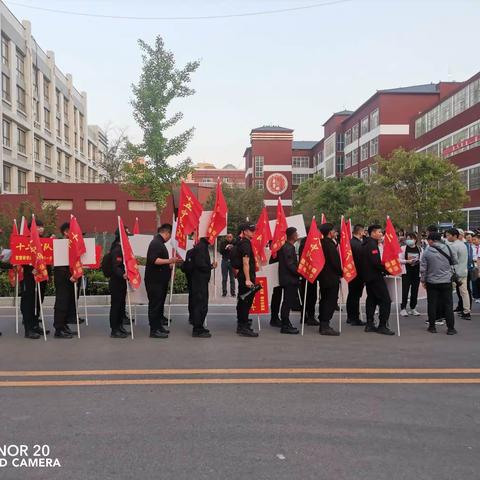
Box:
[420,232,458,334]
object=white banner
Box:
[129,234,153,258]
[53,238,96,267]
[198,211,228,238]
[269,214,307,238]
[129,265,148,305]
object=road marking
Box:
[0,378,479,387]
[0,368,479,377]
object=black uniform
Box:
[190,238,212,332]
[53,266,76,332]
[269,254,282,324]
[236,237,256,330]
[318,237,342,330]
[109,242,127,332]
[299,237,318,322]
[278,242,299,326]
[145,234,171,332]
[20,265,47,334]
[219,238,236,296]
[362,237,391,327]
[346,236,365,323]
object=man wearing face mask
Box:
[399,233,422,317]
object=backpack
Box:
[101,252,114,278]
[181,248,196,275]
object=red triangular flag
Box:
[175,181,203,250]
[133,217,140,235]
[69,215,87,280]
[297,217,325,283]
[20,216,30,236]
[207,179,228,245]
[339,216,357,283]
[251,207,272,267]
[270,198,288,259]
[29,215,48,283]
[382,216,402,276]
[12,219,19,236]
[321,213,327,225]
[118,216,141,289]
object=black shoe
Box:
[335,305,340,311]
[118,326,130,335]
[67,317,85,325]
[149,329,168,339]
[453,307,462,313]
[222,293,227,297]
[364,323,377,333]
[427,326,437,333]
[24,330,41,339]
[461,313,472,321]
[304,316,320,326]
[237,328,259,337]
[447,328,458,335]
[231,293,236,298]
[64,325,77,336]
[111,330,128,338]
[123,316,135,325]
[158,326,170,334]
[349,319,366,326]
[376,325,395,336]
[32,326,50,336]
[54,329,73,339]
[319,326,340,336]
[269,318,282,328]
[281,325,299,334]
[192,329,212,338]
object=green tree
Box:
[123,35,200,224]
[205,185,264,233]
[369,148,468,231]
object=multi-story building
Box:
[0,1,105,193]
[187,162,245,188]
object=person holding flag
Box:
[175,181,203,251]
[346,224,366,326]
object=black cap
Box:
[240,222,256,232]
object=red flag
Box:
[29,216,48,283]
[251,207,272,266]
[69,215,86,280]
[207,179,228,245]
[321,213,327,225]
[382,216,402,276]
[20,216,30,236]
[270,198,288,258]
[339,216,357,283]
[175,181,203,250]
[297,217,325,282]
[133,217,140,235]
[118,216,141,289]
[12,219,19,236]
[9,220,23,284]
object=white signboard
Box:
[129,234,153,258]
[257,262,279,299]
[129,265,148,305]
[53,238,96,266]
[198,211,228,239]
[269,214,307,239]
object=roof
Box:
[322,110,353,126]
[378,83,440,94]
[222,163,237,169]
[251,126,293,133]
[292,141,318,150]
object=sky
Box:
[5,0,479,169]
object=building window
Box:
[336,154,345,174]
[16,85,26,112]
[360,168,369,181]
[1,36,9,65]
[469,166,480,191]
[64,123,69,143]
[254,179,264,190]
[360,116,369,136]
[352,148,358,166]
[80,163,85,181]
[34,137,40,160]
[370,137,379,157]
[43,200,73,210]
[370,108,379,130]
[336,134,345,152]
[45,144,51,166]
[64,155,70,175]
[44,108,51,130]
[459,169,469,189]
[43,77,50,103]
[128,201,157,211]
[85,200,116,211]
[345,152,352,169]
[34,100,40,123]
[64,98,69,118]
[3,119,11,147]
[470,79,480,106]
[3,164,11,192]
[55,89,60,112]
[345,129,352,145]
[469,209,480,229]
[17,169,26,193]
[254,156,264,177]
[56,149,62,172]
[16,52,24,81]
[292,173,311,185]
[360,143,369,161]
[2,73,11,102]
[56,117,61,137]
[352,124,359,141]
[292,156,309,168]
[32,67,39,97]
[369,164,377,177]
[17,127,26,154]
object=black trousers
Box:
[365,279,391,326]
[319,284,340,327]
[20,276,36,333]
[426,283,454,330]
[66,278,81,323]
[221,259,235,296]
[186,274,193,322]
[280,284,298,325]
[34,280,47,327]
[401,271,420,310]
[54,275,75,331]
[300,278,318,318]
[270,286,282,320]
[191,275,209,331]
[146,280,169,330]
[109,277,127,331]
[346,277,364,321]
[237,277,255,329]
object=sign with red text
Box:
[249,277,269,314]
[10,235,54,265]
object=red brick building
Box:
[187,162,245,188]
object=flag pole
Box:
[301,281,308,336]
[394,276,401,336]
[339,281,344,334]
[257,314,261,332]
[213,238,218,299]
[14,270,19,334]
[118,216,134,339]
[73,281,81,339]
[37,283,47,341]
[82,276,89,326]
[167,248,176,328]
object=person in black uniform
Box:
[346,224,366,326]
[269,248,283,328]
[277,227,300,334]
[362,225,395,335]
[108,227,129,338]
[53,222,77,339]
[318,223,342,336]
[299,229,320,326]
[219,233,236,297]
[145,224,179,339]
[190,237,216,338]
[236,223,259,337]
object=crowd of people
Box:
[2,219,477,340]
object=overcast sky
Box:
[6,0,479,169]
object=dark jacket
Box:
[350,236,365,281]
[145,234,170,284]
[110,242,125,281]
[219,238,235,261]
[237,237,256,282]
[318,237,342,288]
[192,238,212,281]
[278,242,299,287]
[362,237,387,283]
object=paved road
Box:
[0,302,479,479]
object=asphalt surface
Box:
[0,301,479,480]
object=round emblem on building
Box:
[265,173,288,196]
